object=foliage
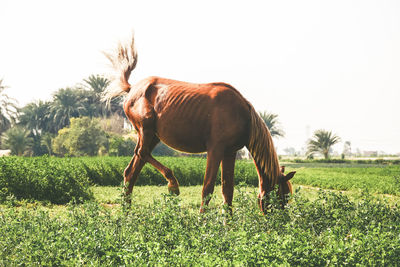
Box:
[258,111,285,138]
[12,74,128,156]
[49,87,88,132]
[52,117,108,156]
[307,129,341,159]
[289,158,400,165]
[0,156,92,204]
[0,188,399,265]
[99,114,126,135]
[40,132,54,156]
[18,100,52,135]
[0,79,18,139]
[108,135,135,156]
[1,157,400,204]
[288,164,400,196]
[1,126,33,156]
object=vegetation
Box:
[1,156,399,265]
[307,129,341,159]
[258,111,285,138]
[0,79,18,146]
[52,117,108,156]
[1,127,33,156]
[0,185,399,265]
[0,156,92,204]
[1,156,400,204]
[0,74,181,157]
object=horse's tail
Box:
[247,106,281,190]
[102,34,138,102]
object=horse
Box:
[103,35,296,213]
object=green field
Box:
[2,156,400,203]
[1,157,400,265]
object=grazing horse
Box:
[103,35,295,213]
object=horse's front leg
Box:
[221,152,236,215]
[200,148,224,213]
[123,132,159,203]
[123,154,146,203]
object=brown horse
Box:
[103,35,295,213]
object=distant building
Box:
[362,151,378,157]
[0,150,11,156]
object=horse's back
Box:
[152,80,251,153]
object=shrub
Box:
[0,156,92,204]
[108,135,135,156]
[52,117,108,156]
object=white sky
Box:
[1,0,400,154]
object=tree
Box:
[82,75,109,117]
[306,129,341,159]
[108,135,135,156]
[49,87,87,132]
[52,117,108,156]
[0,79,18,143]
[342,141,351,158]
[18,100,52,135]
[1,127,33,156]
[40,132,54,156]
[82,75,123,117]
[258,111,285,138]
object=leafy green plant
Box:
[0,188,399,265]
[52,117,108,156]
[0,156,92,204]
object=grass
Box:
[1,158,400,265]
[1,185,399,265]
[92,184,400,208]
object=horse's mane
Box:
[247,106,281,190]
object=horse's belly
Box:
[156,118,208,153]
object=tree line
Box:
[0,76,176,156]
[1,77,340,158]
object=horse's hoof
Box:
[199,207,205,213]
[168,185,180,195]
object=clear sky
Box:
[1,0,400,154]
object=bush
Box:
[0,156,92,204]
[2,156,399,203]
[108,136,135,156]
[52,117,108,156]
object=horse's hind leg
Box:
[145,155,180,195]
[134,128,180,195]
[221,152,236,214]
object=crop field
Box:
[1,156,399,265]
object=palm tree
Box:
[81,75,109,117]
[1,126,33,156]
[0,79,18,139]
[83,74,110,95]
[307,129,341,159]
[81,75,124,117]
[49,87,87,132]
[18,100,52,135]
[40,132,54,156]
[258,111,285,138]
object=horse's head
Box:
[277,166,296,207]
[258,166,296,213]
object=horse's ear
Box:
[284,172,296,182]
[280,166,286,173]
[281,172,296,183]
